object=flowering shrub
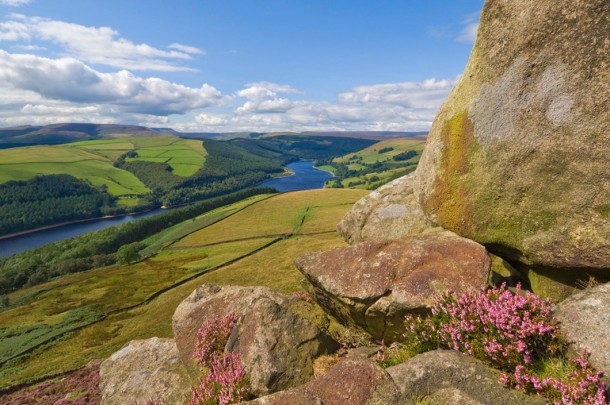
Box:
[404,284,608,404]
[188,312,252,405]
[193,312,240,366]
[290,290,314,304]
[405,283,565,370]
[500,351,607,405]
[189,352,250,405]
[3,366,101,405]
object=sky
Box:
[0,0,484,133]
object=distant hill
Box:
[0,123,175,149]
[183,130,427,141]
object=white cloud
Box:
[457,22,479,43]
[195,113,228,126]
[0,49,223,127]
[180,77,458,133]
[169,43,205,55]
[456,14,480,43]
[0,15,200,70]
[0,0,31,6]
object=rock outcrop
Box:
[387,350,546,405]
[555,281,610,379]
[98,337,190,405]
[336,173,433,244]
[172,285,338,396]
[296,230,490,342]
[243,357,401,405]
[413,0,610,276]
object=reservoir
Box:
[0,160,332,259]
[259,160,333,192]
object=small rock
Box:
[387,350,546,405]
[172,285,339,396]
[555,282,610,379]
[99,337,190,405]
[336,173,433,244]
[296,230,490,342]
[243,357,401,405]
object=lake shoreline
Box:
[0,208,161,241]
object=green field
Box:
[323,138,426,189]
[0,188,368,389]
[0,137,208,198]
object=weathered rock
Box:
[243,357,401,405]
[413,0,610,273]
[555,282,610,378]
[172,285,339,396]
[387,350,546,405]
[296,230,490,342]
[336,173,434,244]
[99,337,190,405]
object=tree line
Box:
[0,187,277,294]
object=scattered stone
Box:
[413,0,610,273]
[555,282,610,379]
[243,357,401,405]
[296,230,490,342]
[99,337,190,405]
[172,285,339,396]
[336,173,434,244]
[387,350,546,405]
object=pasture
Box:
[0,188,368,389]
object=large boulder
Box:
[413,0,610,274]
[555,282,610,379]
[336,173,433,244]
[243,357,401,405]
[296,230,490,342]
[172,285,338,396]
[99,337,190,405]
[387,350,546,405]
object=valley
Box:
[0,188,367,390]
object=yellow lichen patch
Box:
[424,111,476,236]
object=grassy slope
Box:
[324,138,426,189]
[0,188,368,389]
[0,136,208,197]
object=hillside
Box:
[0,133,375,236]
[318,137,426,189]
[0,188,368,390]
[0,123,174,149]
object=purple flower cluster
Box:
[188,352,250,405]
[404,284,609,404]
[4,366,101,405]
[290,290,314,304]
[193,312,240,366]
[500,351,607,405]
[406,283,563,370]
[188,312,251,405]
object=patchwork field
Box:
[321,137,426,189]
[0,188,368,389]
[0,136,208,197]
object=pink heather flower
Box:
[193,312,240,366]
[189,312,251,405]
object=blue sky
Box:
[0,0,483,132]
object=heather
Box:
[2,366,101,405]
[188,312,252,405]
[395,284,609,404]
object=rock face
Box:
[555,282,610,377]
[296,230,490,342]
[243,357,401,405]
[99,337,190,405]
[336,173,433,244]
[172,285,338,396]
[387,350,546,405]
[413,0,610,271]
